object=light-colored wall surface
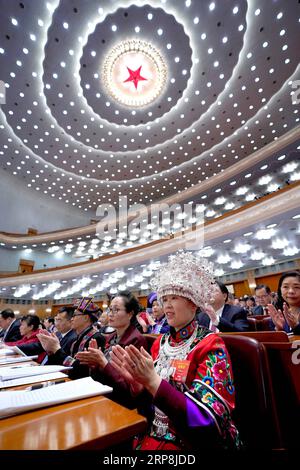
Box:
[0,247,86,272]
[0,169,92,233]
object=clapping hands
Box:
[75,338,108,369]
[267,303,300,331]
[110,344,161,396]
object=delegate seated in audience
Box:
[238,297,247,309]
[253,284,273,315]
[41,307,77,364]
[245,296,256,315]
[0,308,22,342]
[267,270,300,335]
[75,291,147,402]
[135,291,161,333]
[146,293,170,334]
[44,317,57,333]
[37,297,105,379]
[226,292,235,306]
[108,251,240,450]
[96,311,115,335]
[136,310,153,333]
[271,291,278,305]
[196,281,249,332]
[5,314,46,363]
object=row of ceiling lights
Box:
[1,153,299,255]
[5,219,299,300]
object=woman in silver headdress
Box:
[110,251,240,450]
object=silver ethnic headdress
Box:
[150,251,216,309]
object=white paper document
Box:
[0,377,113,418]
[0,347,16,357]
[0,346,26,357]
[0,355,38,365]
[0,371,68,389]
[0,365,72,381]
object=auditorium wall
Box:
[0,168,92,233]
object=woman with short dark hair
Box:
[5,314,46,362]
[75,290,148,400]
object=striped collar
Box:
[169,318,197,344]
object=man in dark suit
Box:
[53,307,77,355]
[38,297,105,378]
[40,307,77,364]
[0,309,22,342]
[253,284,272,315]
[196,281,249,332]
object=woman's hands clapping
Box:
[75,338,108,369]
[266,303,300,330]
[110,344,161,396]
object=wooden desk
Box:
[289,335,300,343]
[0,395,147,450]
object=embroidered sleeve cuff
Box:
[154,380,215,430]
[186,398,215,427]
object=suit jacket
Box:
[47,325,105,379]
[42,329,78,365]
[196,304,249,332]
[252,305,265,315]
[3,319,22,342]
[59,329,77,356]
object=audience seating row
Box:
[247,315,273,331]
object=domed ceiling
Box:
[0,0,299,213]
[0,0,299,301]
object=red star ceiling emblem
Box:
[123,65,147,90]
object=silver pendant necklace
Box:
[155,325,198,381]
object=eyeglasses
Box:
[108,308,126,315]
